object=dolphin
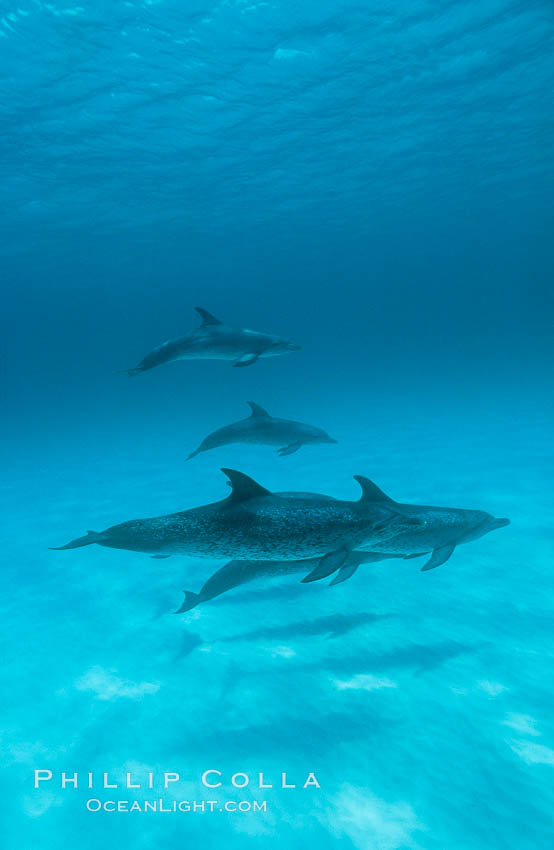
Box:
[301,477,510,582]
[188,402,337,459]
[123,307,300,375]
[50,470,424,571]
[175,550,419,613]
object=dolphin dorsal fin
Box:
[222,468,271,502]
[247,401,270,418]
[354,476,396,504]
[195,307,222,326]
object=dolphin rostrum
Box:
[50,470,424,571]
[188,402,337,459]
[175,550,419,613]
[301,477,510,582]
[123,307,300,375]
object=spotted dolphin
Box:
[188,402,337,459]
[301,477,510,582]
[123,307,300,375]
[50,470,423,571]
[175,550,413,613]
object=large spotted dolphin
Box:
[188,401,337,459]
[123,307,300,375]
[301,477,510,582]
[175,550,419,613]
[50,470,423,571]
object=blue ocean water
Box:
[2,1,554,847]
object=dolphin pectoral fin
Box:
[329,563,359,586]
[174,590,201,613]
[421,544,456,571]
[233,353,259,367]
[151,554,171,559]
[277,441,302,456]
[301,549,350,583]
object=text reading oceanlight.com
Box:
[33,769,321,813]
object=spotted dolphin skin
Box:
[188,401,337,459]
[175,550,414,613]
[301,477,510,582]
[50,470,424,570]
[123,307,300,375]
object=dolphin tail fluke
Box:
[49,530,105,551]
[174,591,201,614]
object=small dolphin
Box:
[188,401,337,459]
[123,307,300,375]
[175,550,412,613]
[301,477,510,582]
[50,470,423,571]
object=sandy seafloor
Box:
[2,388,553,849]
